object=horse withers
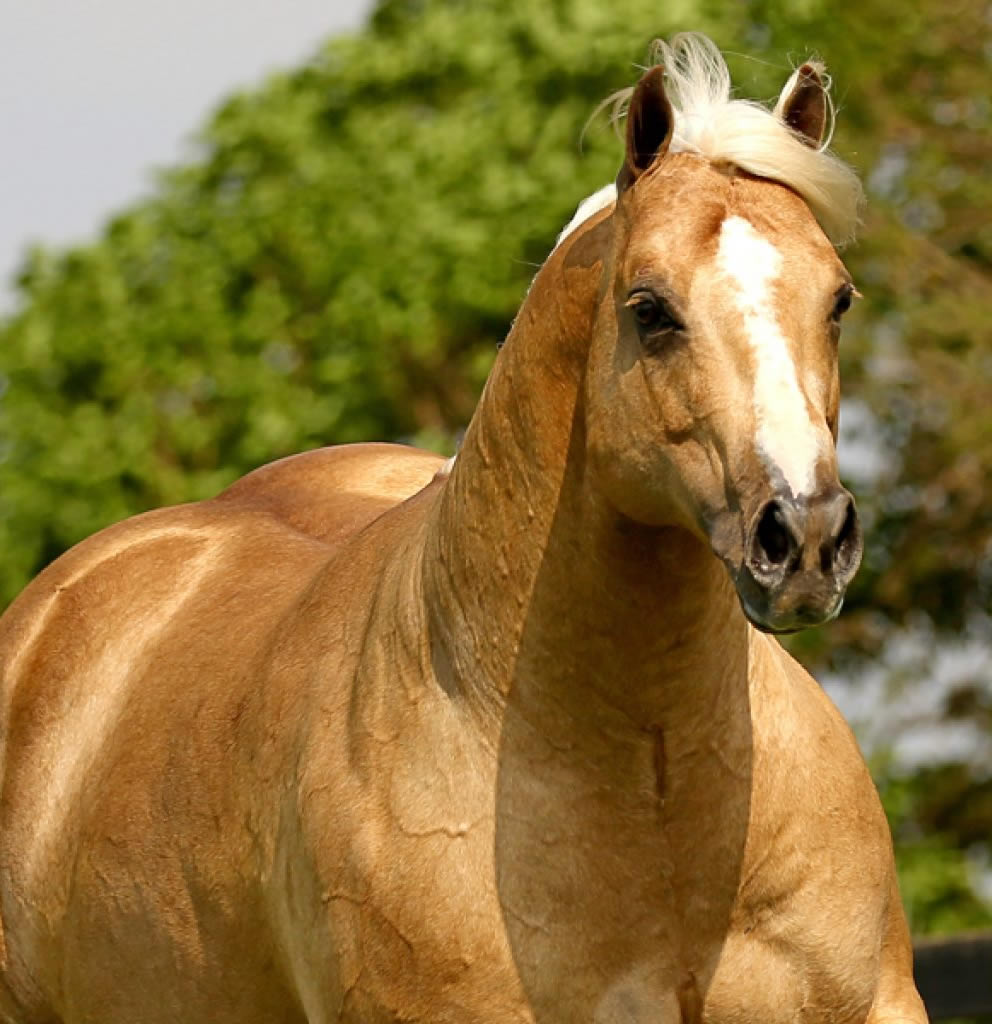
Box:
[0,34,927,1024]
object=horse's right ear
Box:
[617,65,675,194]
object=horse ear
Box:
[774,62,828,148]
[617,65,675,194]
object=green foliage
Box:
[0,0,709,603]
[879,764,992,934]
[1,0,990,932]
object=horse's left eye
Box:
[831,284,856,322]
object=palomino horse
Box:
[0,34,926,1024]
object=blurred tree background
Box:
[1,0,989,939]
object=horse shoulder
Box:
[748,632,887,844]
[724,632,896,1017]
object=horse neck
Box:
[422,216,750,749]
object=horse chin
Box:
[733,585,845,636]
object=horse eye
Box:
[831,285,855,322]
[627,291,682,337]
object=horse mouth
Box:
[734,587,845,635]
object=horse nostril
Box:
[822,495,859,573]
[753,500,798,569]
[742,491,861,625]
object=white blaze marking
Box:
[716,216,823,496]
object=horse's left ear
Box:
[774,62,828,148]
[618,65,675,194]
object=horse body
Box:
[0,440,907,1024]
[0,35,926,1024]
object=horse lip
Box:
[734,579,846,635]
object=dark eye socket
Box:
[627,290,683,337]
[831,284,856,322]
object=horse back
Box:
[213,441,446,544]
[0,441,444,715]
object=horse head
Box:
[581,36,864,634]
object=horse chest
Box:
[318,713,887,1024]
[329,830,881,1024]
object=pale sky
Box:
[0,0,375,312]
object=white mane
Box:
[557,33,863,248]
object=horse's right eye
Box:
[627,291,683,338]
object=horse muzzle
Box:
[731,487,863,634]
